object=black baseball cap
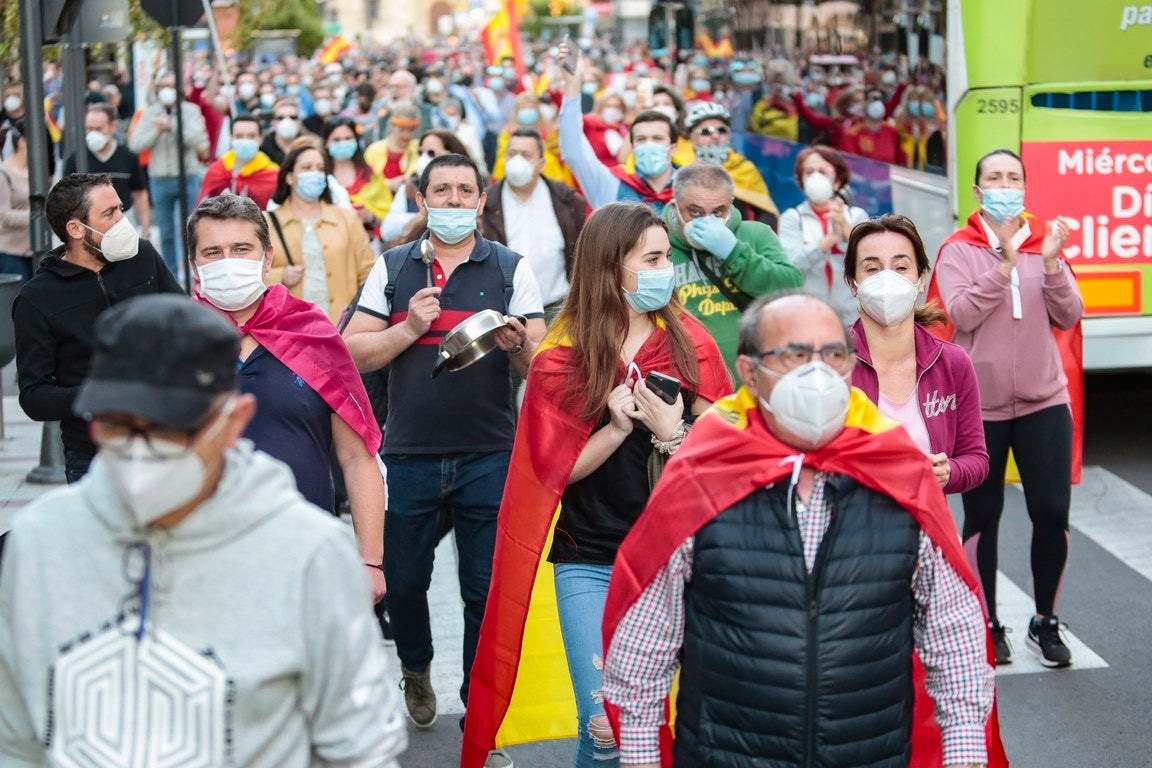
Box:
[74,295,241,430]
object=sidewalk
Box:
[0,395,60,536]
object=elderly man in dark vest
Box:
[601,293,1006,768]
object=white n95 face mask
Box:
[803,172,835,205]
[82,217,139,262]
[197,258,267,312]
[757,361,851,447]
[856,269,920,327]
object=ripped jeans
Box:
[554,563,620,768]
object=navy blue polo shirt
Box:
[238,346,336,513]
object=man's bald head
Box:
[737,294,848,360]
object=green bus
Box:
[948,0,1152,369]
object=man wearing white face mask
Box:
[0,295,408,768]
[602,293,1003,768]
[63,104,150,234]
[479,128,587,322]
[343,153,545,739]
[258,96,310,166]
[128,71,209,275]
[13,173,183,483]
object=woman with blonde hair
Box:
[265,139,375,323]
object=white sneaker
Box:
[484,749,514,768]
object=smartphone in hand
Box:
[645,371,682,405]
[560,35,579,74]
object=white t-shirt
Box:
[501,181,569,306]
[357,239,544,321]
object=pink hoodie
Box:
[934,240,1083,421]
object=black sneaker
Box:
[1027,615,1072,668]
[990,620,1012,665]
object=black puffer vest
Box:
[673,474,921,768]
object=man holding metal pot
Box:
[343,152,544,745]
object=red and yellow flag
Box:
[481,0,524,78]
[317,35,352,65]
[698,32,733,60]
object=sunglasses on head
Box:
[694,125,730,138]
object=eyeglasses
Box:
[694,125,730,138]
[96,421,197,458]
[752,343,855,371]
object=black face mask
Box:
[458,75,474,88]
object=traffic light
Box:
[675,6,694,54]
[648,6,669,55]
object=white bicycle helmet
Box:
[684,101,732,131]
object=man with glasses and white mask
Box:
[682,101,780,228]
[601,293,1005,768]
[342,153,543,766]
[13,173,182,484]
[259,95,309,166]
[0,295,408,768]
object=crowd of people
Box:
[0,30,1079,768]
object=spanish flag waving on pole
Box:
[317,35,352,65]
[927,210,1084,484]
[601,387,1010,767]
[461,314,730,767]
[481,0,525,78]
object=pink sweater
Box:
[934,240,1083,421]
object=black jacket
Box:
[674,475,921,768]
[13,240,184,460]
[479,177,587,282]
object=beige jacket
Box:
[265,203,376,322]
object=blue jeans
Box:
[554,563,620,768]
[149,174,202,275]
[382,450,510,706]
[0,252,32,283]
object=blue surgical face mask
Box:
[634,141,670,178]
[427,204,479,245]
[732,72,762,86]
[622,266,675,312]
[980,187,1025,224]
[231,139,259,164]
[516,108,540,125]
[691,79,712,93]
[490,77,506,92]
[294,170,328,201]
[327,139,358,161]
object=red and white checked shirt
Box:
[603,471,994,767]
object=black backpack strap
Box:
[491,242,519,312]
[689,247,750,312]
[383,239,422,302]
[267,210,294,266]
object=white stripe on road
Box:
[991,572,1107,676]
[1068,466,1152,584]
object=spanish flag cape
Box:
[461,313,731,767]
[927,210,1083,483]
[197,151,280,206]
[624,148,778,215]
[608,165,677,206]
[601,387,1009,767]
[193,285,381,454]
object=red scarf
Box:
[194,285,381,454]
[608,165,676,206]
[460,314,731,767]
[601,387,1009,768]
[927,210,1083,483]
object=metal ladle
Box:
[420,239,435,288]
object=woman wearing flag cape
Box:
[929,148,1084,669]
[462,202,731,767]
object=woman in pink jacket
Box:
[934,149,1084,671]
[844,213,988,497]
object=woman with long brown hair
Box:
[462,202,731,768]
[843,213,988,495]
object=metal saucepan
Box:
[431,309,527,378]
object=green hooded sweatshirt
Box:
[662,203,803,376]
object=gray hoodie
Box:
[0,442,407,768]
